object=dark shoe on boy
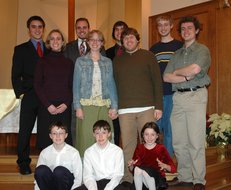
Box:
[193,183,205,190]
[120,181,133,189]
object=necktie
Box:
[117,46,123,56]
[37,42,43,57]
[79,41,85,56]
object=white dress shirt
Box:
[34,143,82,190]
[83,141,124,190]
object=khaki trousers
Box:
[119,109,155,183]
[171,88,207,185]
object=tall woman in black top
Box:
[34,29,74,149]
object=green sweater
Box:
[113,49,163,110]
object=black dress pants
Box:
[34,165,74,190]
[113,118,121,146]
[36,101,72,149]
[17,90,39,166]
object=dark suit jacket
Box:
[106,44,117,60]
[64,39,106,63]
[106,44,124,60]
[11,40,47,98]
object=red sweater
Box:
[132,144,176,177]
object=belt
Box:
[176,86,204,92]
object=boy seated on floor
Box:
[34,121,82,190]
[76,120,128,190]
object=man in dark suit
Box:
[64,18,105,146]
[11,15,47,175]
[64,17,90,63]
[65,17,106,65]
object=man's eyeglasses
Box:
[51,132,66,136]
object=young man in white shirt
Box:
[76,120,127,190]
[34,121,82,190]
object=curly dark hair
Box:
[178,16,201,37]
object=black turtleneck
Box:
[34,51,74,108]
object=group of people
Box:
[34,120,174,190]
[11,13,211,190]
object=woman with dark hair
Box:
[106,21,128,60]
[128,122,176,190]
[106,21,128,146]
[34,29,74,149]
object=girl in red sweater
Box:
[128,122,176,190]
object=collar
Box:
[183,40,198,51]
[125,47,140,55]
[85,52,106,61]
[115,43,122,49]
[95,141,110,151]
[31,39,44,50]
[78,38,86,44]
[51,142,67,153]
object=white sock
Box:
[134,167,143,190]
[142,170,156,190]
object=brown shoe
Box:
[193,183,205,190]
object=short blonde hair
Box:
[156,15,173,25]
[45,29,66,51]
[87,29,105,45]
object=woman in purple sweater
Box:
[34,29,74,149]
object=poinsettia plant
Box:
[207,113,231,145]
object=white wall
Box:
[15,0,214,49]
[150,0,212,15]
[0,0,18,88]
[17,0,68,44]
[17,0,98,44]
[141,0,212,49]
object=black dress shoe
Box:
[121,181,132,186]
[158,177,168,189]
[19,163,32,175]
[120,181,133,189]
[193,183,205,190]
